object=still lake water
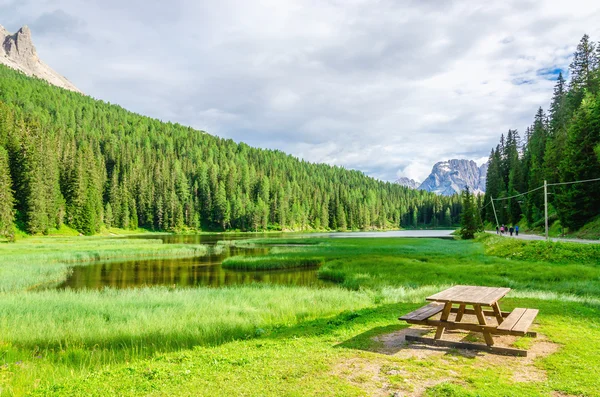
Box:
[59,230,454,290]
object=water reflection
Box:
[59,248,325,290]
[61,230,455,290]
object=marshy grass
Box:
[222,255,324,270]
[0,237,208,292]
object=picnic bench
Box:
[399,285,538,356]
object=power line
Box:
[548,177,600,187]
[486,176,600,240]
[490,185,544,201]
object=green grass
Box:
[570,216,600,240]
[18,298,600,397]
[222,255,324,270]
[1,234,600,395]
[478,233,600,263]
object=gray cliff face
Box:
[395,177,420,189]
[0,25,81,93]
[418,159,488,196]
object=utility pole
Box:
[490,196,500,231]
[544,180,549,241]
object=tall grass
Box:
[0,286,372,366]
[222,255,324,270]
[0,237,208,292]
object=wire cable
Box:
[491,185,544,201]
[548,177,600,187]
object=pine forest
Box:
[0,65,461,238]
[483,34,600,233]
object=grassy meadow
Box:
[0,234,599,396]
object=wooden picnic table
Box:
[399,285,539,356]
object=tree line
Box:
[0,65,462,239]
[483,34,600,232]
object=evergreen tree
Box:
[0,146,15,240]
[556,92,600,230]
[459,187,478,240]
[545,73,569,184]
[569,34,598,93]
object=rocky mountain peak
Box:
[418,159,488,196]
[3,25,38,66]
[395,177,420,190]
[0,24,81,93]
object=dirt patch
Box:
[335,323,560,396]
[552,392,579,397]
[333,357,453,397]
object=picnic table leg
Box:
[455,304,466,322]
[435,302,453,340]
[491,302,504,324]
[474,304,494,346]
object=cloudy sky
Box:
[2,0,600,181]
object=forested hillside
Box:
[483,34,600,232]
[0,65,461,238]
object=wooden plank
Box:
[491,302,504,324]
[497,308,527,332]
[460,287,498,303]
[428,286,511,306]
[454,287,510,306]
[406,318,538,337]
[512,309,539,334]
[478,287,511,305]
[450,307,510,317]
[404,319,538,338]
[435,302,453,339]
[473,304,494,346]
[474,304,487,325]
[450,286,487,302]
[399,303,444,321]
[427,285,481,303]
[399,304,436,321]
[405,335,528,357]
[455,304,466,322]
[407,319,498,332]
[426,285,463,302]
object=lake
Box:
[59,230,454,290]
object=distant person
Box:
[515,225,519,236]
[500,225,505,234]
[509,226,514,236]
[496,226,499,234]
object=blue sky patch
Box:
[536,67,565,80]
[512,78,535,85]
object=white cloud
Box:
[5,0,600,181]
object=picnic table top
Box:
[426,285,511,306]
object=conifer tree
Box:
[0,146,15,240]
[459,187,478,240]
[556,92,600,230]
[569,34,598,93]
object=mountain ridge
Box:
[396,159,488,195]
[418,159,488,196]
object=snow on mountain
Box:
[418,159,488,196]
[395,177,420,189]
